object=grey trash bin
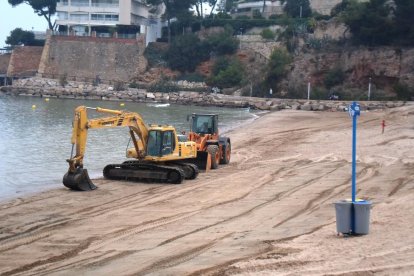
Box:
[353,200,371,235]
[334,200,352,234]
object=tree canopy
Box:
[146,0,196,42]
[284,0,312,18]
[338,0,414,46]
[165,33,209,72]
[5,28,43,46]
[8,0,56,30]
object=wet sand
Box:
[1,104,413,275]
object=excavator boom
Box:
[63,106,199,191]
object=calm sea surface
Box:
[0,96,257,200]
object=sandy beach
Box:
[0,103,413,276]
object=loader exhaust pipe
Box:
[63,167,97,191]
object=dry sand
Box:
[0,104,413,276]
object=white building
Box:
[56,0,164,44]
[232,0,285,18]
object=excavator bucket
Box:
[63,167,97,191]
[188,151,211,171]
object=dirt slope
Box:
[0,104,413,276]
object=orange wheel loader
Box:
[186,113,231,170]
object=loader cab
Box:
[147,129,176,157]
[189,114,218,135]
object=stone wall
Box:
[0,54,11,74]
[239,35,281,59]
[7,46,43,77]
[1,77,405,112]
[38,35,147,82]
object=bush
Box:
[165,34,209,72]
[204,30,239,56]
[207,58,244,88]
[129,81,139,88]
[324,67,345,88]
[5,28,43,46]
[147,80,179,93]
[266,48,293,87]
[260,28,275,40]
[394,83,414,101]
[144,43,168,67]
[176,73,205,82]
[113,81,125,91]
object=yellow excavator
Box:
[63,106,207,191]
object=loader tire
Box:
[207,145,220,169]
[220,141,231,165]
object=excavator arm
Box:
[64,106,150,191]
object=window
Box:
[193,116,214,134]
[71,0,89,6]
[147,131,162,156]
[147,131,175,156]
[91,0,119,7]
[91,13,118,21]
[57,12,68,20]
[161,131,174,156]
[70,13,89,21]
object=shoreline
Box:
[0,99,261,203]
[1,77,408,111]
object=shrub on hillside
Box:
[324,67,345,88]
[260,28,276,40]
[394,83,414,101]
[207,57,244,88]
[204,29,239,56]
[165,34,209,72]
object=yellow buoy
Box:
[45,98,50,102]
[32,105,36,109]
[120,103,125,107]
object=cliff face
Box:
[288,47,414,93]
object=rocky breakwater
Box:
[0,77,406,111]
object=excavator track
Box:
[103,161,186,184]
[169,162,199,180]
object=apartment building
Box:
[232,1,284,18]
[56,0,163,44]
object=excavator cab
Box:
[146,130,175,157]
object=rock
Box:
[146,92,155,99]
[300,104,312,111]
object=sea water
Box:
[0,96,257,200]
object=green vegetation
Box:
[207,57,244,88]
[284,0,312,18]
[266,48,292,88]
[260,28,276,40]
[176,73,205,82]
[5,28,44,46]
[394,83,414,101]
[324,67,345,88]
[165,34,209,72]
[339,0,414,46]
[204,27,239,55]
[147,77,179,93]
[165,29,238,73]
[144,43,168,67]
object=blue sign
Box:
[348,102,361,118]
